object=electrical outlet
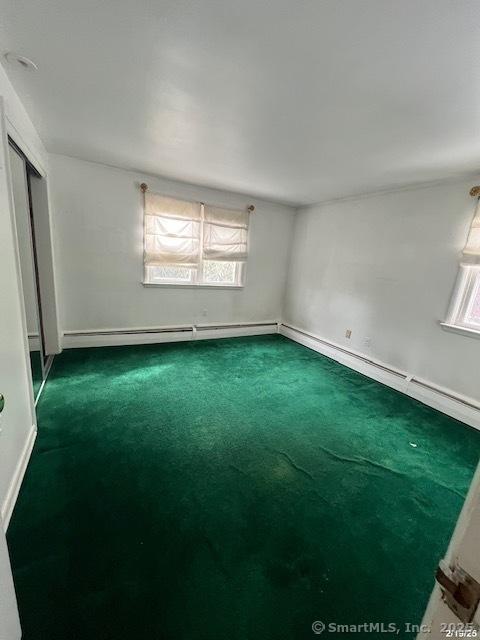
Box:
[363,337,371,348]
[345,329,352,339]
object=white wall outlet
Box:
[363,337,371,348]
[345,329,352,339]
[202,309,207,317]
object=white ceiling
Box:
[1,0,480,205]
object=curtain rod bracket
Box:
[141,182,253,212]
[469,186,480,197]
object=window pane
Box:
[202,261,237,285]
[146,265,194,283]
[465,273,480,326]
[449,265,480,330]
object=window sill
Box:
[142,282,244,290]
[440,322,480,339]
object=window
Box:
[446,265,480,331]
[444,199,480,334]
[143,192,249,287]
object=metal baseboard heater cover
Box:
[65,322,278,338]
[281,323,406,377]
[66,327,193,337]
[195,322,277,331]
[280,323,480,414]
[411,378,480,411]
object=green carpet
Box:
[7,335,480,640]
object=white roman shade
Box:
[144,193,201,267]
[203,205,249,262]
[143,188,251,285]
[463,199,480,259]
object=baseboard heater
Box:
[195,322,277,332]
[282,323,406,379]
[66,321,277,338]
[410,378,480,412]
[280,322,480,428]
[65,326,193,337]
[62,322,279,350]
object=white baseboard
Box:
[406,378,480,430]
[280,323,480,431]
[194,322,279,341]
[62,321,279,349]
[63,329,193,349]
[2,425,37,531]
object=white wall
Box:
[48,154,295,334]
[0,65,47,176]
[0,66,44,524]
[0,62,61,356]
[284,179,480,401]
[0,517,21,640]
[0,96,36,638]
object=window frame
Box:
[143,202,248,288]
[442,264,480,338]
[144,262,245,289]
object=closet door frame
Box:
[8,137,48,378]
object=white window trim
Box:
[142,283,244,290]
[143,262,245,288]
[442,263,480,338]
[440,321,480,340]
